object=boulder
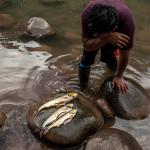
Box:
[26,94,104,147]
[85,128,143,150]
[25,17,55,39]
[100,77,150,119]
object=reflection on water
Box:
[0,0,150,150]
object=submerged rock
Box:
[0,14,15,29]
[0,112,7,128]
[100,77,150,119]
[26,93,104,147]
[25,17,55,39]
[85,128,143,150]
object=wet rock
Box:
[0,112,7,128]
[0,14,15,29]
[96,98,114,118]
[26,94,104,147]
[25,17,55,39]
[100,77,150,119]
[39,0,64,5]
[85,128,143,150]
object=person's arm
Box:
[112,50,130,93]
[82,37,106,51]
[82,32,130,51]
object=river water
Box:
[0,0,149,150]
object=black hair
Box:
[87,4,119,34]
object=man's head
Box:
[87,4,119,35]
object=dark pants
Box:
[80,44,119,71]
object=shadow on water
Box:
[0,0,150,150]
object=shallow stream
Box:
[0,0,149,150]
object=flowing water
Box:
[0,0,149,150]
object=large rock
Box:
[25,17,55,39]
[100,77,150,119]
[0,14,15,29]
[26,94,104,147]
[85,128,143,150]
[0,112,6,128]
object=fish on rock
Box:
[43,109,77,135]
[38,93,78,112]
[42,103,74,128]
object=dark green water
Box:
[0,0,149,150]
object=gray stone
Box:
[25,17,55,39]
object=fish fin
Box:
[63,118,72,125]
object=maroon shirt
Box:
[81,0,135,50]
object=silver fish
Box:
[38,93,78,112]
[42,103,74,128]
[43,109,77,135]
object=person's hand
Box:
[112,76,128,93]
[107,32,130,48]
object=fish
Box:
[38,93,78,112]
[43,109,77,135]
[42,103,74,128]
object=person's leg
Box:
[100,45,119,72]
[79,49,98,88]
